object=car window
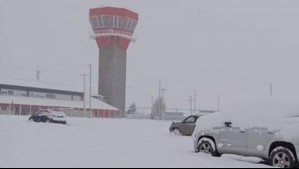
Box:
[185,117,196,123]
[36,111,49,116]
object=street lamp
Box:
[194,90,197,114]
[88,64,92,118]
[158,80,161,115]
[218,95,221,112]
[269,82,273,96]
[80,73,89,118]
[188,95,193,115]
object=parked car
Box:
[193,110,299,168]
[169,115,200,136]
[29,109,67,124]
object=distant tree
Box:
[151,97,166,120]
[126,103,137,115]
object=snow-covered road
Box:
[0,116,270,168]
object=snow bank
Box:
[0,115,269,168]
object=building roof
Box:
[90,7,139,20]
[0,95,118,111]
[0,78,83,93]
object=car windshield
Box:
[185,117,196,123]
[35,111,49,116]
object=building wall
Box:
[0,84,120,118]
[0,84,83,101]
[0,103,120,118]
[99,36,127,118]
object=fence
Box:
[0,104,120,119]
[126,108,216,121]
[126,111,151,120]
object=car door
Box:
[181,116,197,135]
[247,127,275,158]
[218,122,248,155]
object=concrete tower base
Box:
[99,37,127,118]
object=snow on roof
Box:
[0,78,83,93]
[0,95,118,111]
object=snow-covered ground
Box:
[0,115,270,168]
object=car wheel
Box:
[198,138,218,156]
[29,117,34,122]
[35,117,41,123]
[171,129,181,136]
[269,147,296,168]
[46,119,52,123]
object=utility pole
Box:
[151,96,154,107]
[218,95,221,112]
[36,70,40,82]
[189,95,193,115]
[161,89,167,113]
[269,83,273,96]
[88,64,92,118]
[194,90,197,115]
[158,80,161,116]
[81,74,89,118]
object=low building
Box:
[0,80,119,118]
[162,112,186,121]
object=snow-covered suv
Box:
[29,109,67,124]
[193,101,299,168]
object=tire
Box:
[35,117,41,123]
[46,119,52,123]
[171,129,182,136]
[198,138,218,156]
[39,116,48,123]
[269,147,297,168]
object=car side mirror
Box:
[225,122,232,128]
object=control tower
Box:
[89,7,139,117]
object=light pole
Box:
[88,64,92,118]
[269,83,273,96]
[189,95,193,115]
[158,80,161,116]
[151,96,154,107]
[218,95,221,112]
[81,74,89,118]
[194,90,197,114]
[161,88,167,113]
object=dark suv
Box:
[169,115,200,136]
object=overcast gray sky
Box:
[1,0,299,111]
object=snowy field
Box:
[0,115,270,168]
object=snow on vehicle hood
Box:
[194,99,299,142]
[51,111,67,117]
